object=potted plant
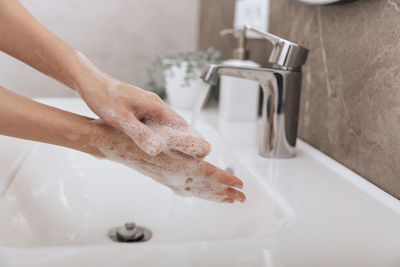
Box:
[145,48,221,109]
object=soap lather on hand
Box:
[0,0,245,204]
[89,118,246,204]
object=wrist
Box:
[68,50,111,95]
[79,120,114,158]
[63,118,111,158]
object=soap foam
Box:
[145,118,207,157]
[74,50,208,157]
[65,132,81,141]
[73,52,228,201]
[97,107,162,156]
[75,51,163,155]
[88,120,232,202]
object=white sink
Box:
[0,98,399,267]
[0,98,291,267]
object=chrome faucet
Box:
[201,26,308,158]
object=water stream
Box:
[190,81,211,127]
[165,81,211,227]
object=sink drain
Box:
[108,222,152,243]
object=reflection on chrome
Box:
[201,26,308,158]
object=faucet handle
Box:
[244,25,308,70]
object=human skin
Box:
[0,86,246,203]
[0,0,208,157]
[0,0,246,202]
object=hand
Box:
[0,2,243,203]
[91,120,246,203]
[0,85,244,203]
[73,51,210,157]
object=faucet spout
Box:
[201,64,303,158]
[201,64,276,85]
[200,64,221,85]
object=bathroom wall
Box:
[199,0,400,199]
[198,0,270,65]
[0,0,199,98]
[268,0,400,199]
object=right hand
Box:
[73,52,210,158]
[91,120,246,203]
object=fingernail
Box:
[239,194,246,203]
[203,141,211,155]
[235,180,243,189]
[196,141,211,158]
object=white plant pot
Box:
[164,61,204,110]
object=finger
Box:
[222,198,234,203]
[104,109,163,156]
[193,186,245,203]
[204,163,243,189]
[155,103,188,126]
[137,95,210,158]
[146,120,211,158]
[138,94,188,126]
[217,187,246,203]
[123,118,163,156]
[168,184,191,197]
[166,134,211,158]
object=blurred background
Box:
[0,0,271,98]
[0,0,200,97]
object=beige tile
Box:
[0,0,199,98]
[198,0,270,65]
[269,0,400,199]
[199,0,400,199]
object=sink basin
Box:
[0,98,399,267]
[0,129,292,247]
[0,98,291,266]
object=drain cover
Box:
[109,222,152,243]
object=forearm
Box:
[0,86,105,157]
[0,0,94,90]
[0,86,245,203]
[0,0,212,159]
